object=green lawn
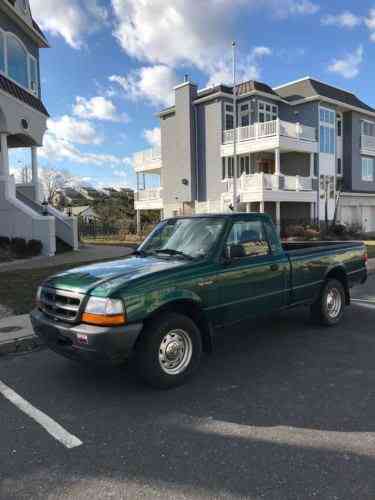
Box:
[0,257,122,316]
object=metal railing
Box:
[223,119,316,145]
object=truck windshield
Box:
[139,217,226,260]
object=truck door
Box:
[215,215,289,325]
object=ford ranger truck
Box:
[31,213,367,389]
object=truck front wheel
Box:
[136,312,203,389]
[311,278,346,326]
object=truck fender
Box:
[321,265,350,305]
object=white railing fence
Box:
[225,173,313,193]
[133,147,162,166]
[136,187,163,201]
[223,119,316,144]
[362,134,375,151]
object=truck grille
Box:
[39,287,84,323]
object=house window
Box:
[337,118,342,137]
[28,55,38,95]
[6,34,28,88]
[362,120,375,137]
[362,157,374,182]
[222,158,226,180]
[337,158,342,176]
[319,106,335,155]
[258,101,278,123]
[225,104,234,130]
[240,102,250,127]
[228,157,234,178]
[0,31,4,73]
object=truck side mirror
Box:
[225,244,245,261]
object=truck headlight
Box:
[82,297,126,326]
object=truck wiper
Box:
[132,249,149,257]
[155,248,194,260]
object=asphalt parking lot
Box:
[1,277,375,500]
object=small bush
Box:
[331,224,346,236]
[10,238,28,257]
[284,225,306,238]
[304,228,320,240]
[27,239,43,257]
[0,236,10,248]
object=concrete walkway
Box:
[0,244,133,273]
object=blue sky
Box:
[11,0,375,189]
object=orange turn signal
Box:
[81,312,126,327]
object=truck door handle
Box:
[198,280,215,287]
[270,264,279,272]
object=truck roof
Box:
[166,212,272,220]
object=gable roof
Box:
[276,77,375,113]
[0,73,49,116]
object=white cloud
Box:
[47,115,102,145]
[207,46,272,87]
[365,9,375,42]
[110,65,179,107]
[111,0,318,74]
[321,11,362,29]
[328,45,364,79]
[73,96,128,122]
[143,127,161,148]
[30,0,108,49]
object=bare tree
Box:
[39,168,74,205]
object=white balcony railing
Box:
[223,119,316,145]
[362,134,375,152]
[133,147,162,171]
[136,187,163,201]
[226,173,313,193]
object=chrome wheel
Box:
[326,287,342,319]
[158,329,193,375]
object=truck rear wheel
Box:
[136,312,203,389]
[311,278,345,326]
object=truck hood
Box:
[44,256,189,296]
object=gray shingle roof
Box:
[276,78,375,113]
[0,74,49,116]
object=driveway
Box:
[1,278,375,499]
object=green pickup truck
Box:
[31,213,367,388]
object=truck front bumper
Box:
[30,308,143,364]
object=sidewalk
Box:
[1,257,374,356]
[0,244,133,273]
[0,314,41,355]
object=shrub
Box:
[0,236,10,248]
[27,239,43,257]
[284,225,306,238]
[331,224,346,236]
[304,228,320,240]
[10,238,28,257]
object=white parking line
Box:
[0,380,82,449]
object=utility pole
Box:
[232,40,238,211]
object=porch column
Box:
[310,202,315,222]
[0,133,9,177]
[260,201,265,213]
[274,148,281,176]
[310,153,315,178]
[246,202,250,213]
[136,209,141,235]
[276,201,281,234]
[31,146,40,202]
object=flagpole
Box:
[232,40,238,211]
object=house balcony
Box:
[133,147,162,173]
[361,134,375,156]
[221,119,318,157]
[135,187,163,210]
[224,173,317,203]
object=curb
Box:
[0,335,43,356]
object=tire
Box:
[310,278,346,326]
[136,312,203,389]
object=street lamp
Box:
[232,40,238,211]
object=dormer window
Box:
[7,34,28,88]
